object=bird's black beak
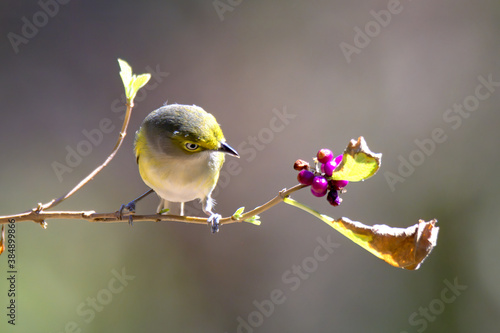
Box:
[218,142,239,158]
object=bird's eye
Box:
[185,142,199,150]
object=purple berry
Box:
[317,149,333,164]
[331,179,349,190]
[333,154,343,166]
[311,176,328,196]
[322,160,337,177]
[297,170,315,185]
[311,187,328,197]
[327,190,342,206]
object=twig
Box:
[0,184,307,226]
[37,100,135,212]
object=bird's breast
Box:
[138,150,224,203]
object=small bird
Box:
[130,104,239,232]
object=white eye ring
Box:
[185,142,199,150]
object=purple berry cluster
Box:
[294,149,349,207]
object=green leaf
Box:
[244,215,261,226]
[232,206,245,219]
[330,136,382,182]
[118,59,132,93]
[132,73,151,97]
[117,59,151,102]
[159,208,170,214]
[232,206,260,226]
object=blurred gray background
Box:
[1,0,499,332]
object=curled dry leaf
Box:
[330,136,382,182]
[283,195,439,270]
[331,218,439,270]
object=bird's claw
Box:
[208,213,221,233]
[119,201,136,226]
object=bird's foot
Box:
[207,213,221,234]
[119,201,136,226]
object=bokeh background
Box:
[1,1,499,332]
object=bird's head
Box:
[140,104,239,159]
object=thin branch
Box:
[235,184,307,222]
[0,184,307,226]
[37,100,134,212]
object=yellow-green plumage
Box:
[134,104,238,215]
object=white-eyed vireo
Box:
[129,104,239,232]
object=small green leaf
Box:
[117,58,151,102]
[132,73,151,96]
[118,59,132,93]
[232,206,245,219]
[330,136,382,182]
[244,215,261,226]
[159,208,170,214]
